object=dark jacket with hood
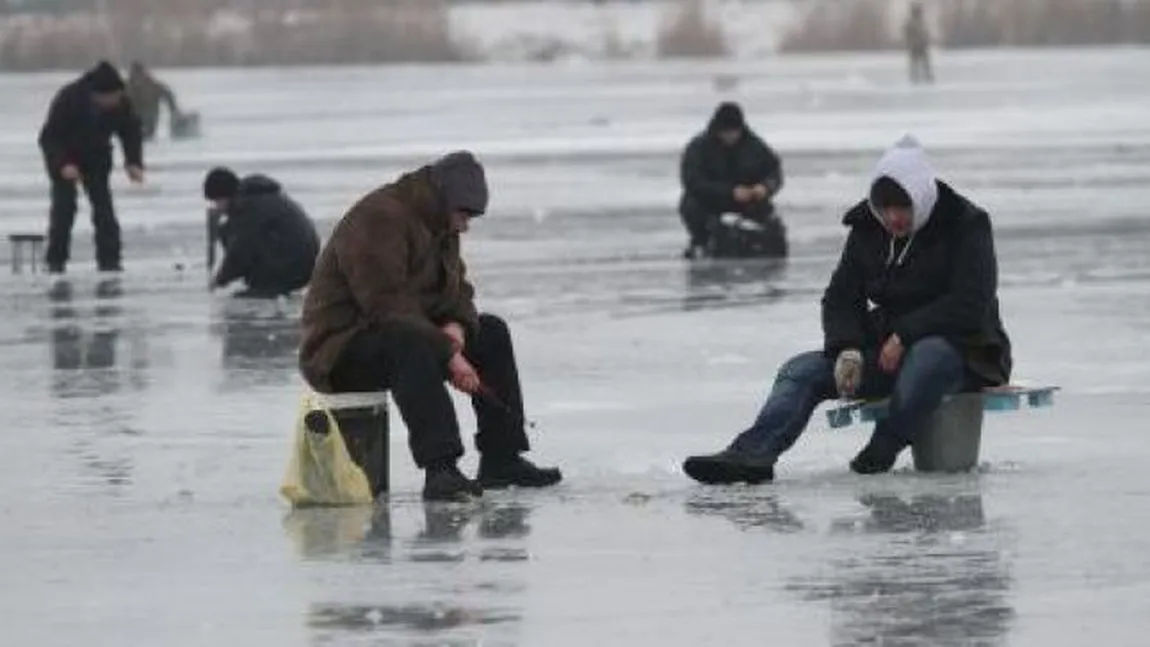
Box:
[38,62,143,175]
[299,153,485,393]
[215,175,320,291]
[680,108,783,213]
[821,137,1012,386]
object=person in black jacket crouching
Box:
[204,167,320,298]
[683,135,1012,484]
[678,102,785,259]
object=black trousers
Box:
[328,313,530,468]
[224,254,311,297]
[46,167,121,270]
[246,266,311,296]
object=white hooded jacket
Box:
[868,135,939,266]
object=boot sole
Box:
[849,448,902,475]
[848,460,896,475]
[683,458,773,485]
[422,489,483,502]
[479,474,563,490]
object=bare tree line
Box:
[2,0,1149,70]
[0,0,463,69]
[781,0,1150,52]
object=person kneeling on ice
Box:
[204,167,320,298]
[299,151,562,501]
[679,101,784,259]
[683,136,1012,484]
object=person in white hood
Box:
[684,136,1012,484]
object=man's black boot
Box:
[478,454,562,490]
[683,449,775,485]
[423,460,483,502]
[849,434,909,475]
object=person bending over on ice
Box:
[683,136,1011,484]
[299,151,562,501]
[203,167,320,298]
[678,101,783,259]
[126,61,181,141]
[39,60,144,274]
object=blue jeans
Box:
[730,337,967,460]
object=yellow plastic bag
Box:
[280,393,373,508]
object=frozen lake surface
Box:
[1,49,1149,645]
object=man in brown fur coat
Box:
[300,151,562,501]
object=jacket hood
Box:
[387,166,450,233]
[869,135,938,234]
[85,60,125,93]
[238,174,282,197]
[707,102,746,133]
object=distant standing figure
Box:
[126,61,181,141]
[39,60,145,274]
[203,167,320,298]
[679,102,785,259]
[905,2,934,84]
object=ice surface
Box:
[1,49,1150,646]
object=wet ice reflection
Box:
[286,500,534,645]
[680,258,789,313]
[0,51,1148,645]
[790,489,1014,647]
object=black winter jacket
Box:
[821,180,1012,386]
[38,67,143,174]
[680,126,783,213]
[215,175,320,291]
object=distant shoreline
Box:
[1,0,1147,71]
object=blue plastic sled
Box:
[826,385,1060,429]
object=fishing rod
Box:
[476,384,538,431]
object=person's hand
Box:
[60,164,81,182]
[126,165,145,184]
[733,185,755,203]
[834,349,863,398]
[441,322,466,354]
[879,334,905,374]
[447,353,481,395]
[751,183,770,200]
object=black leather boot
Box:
[478,454,562,489]
[683,449,775,485]
[423,461,483,502]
